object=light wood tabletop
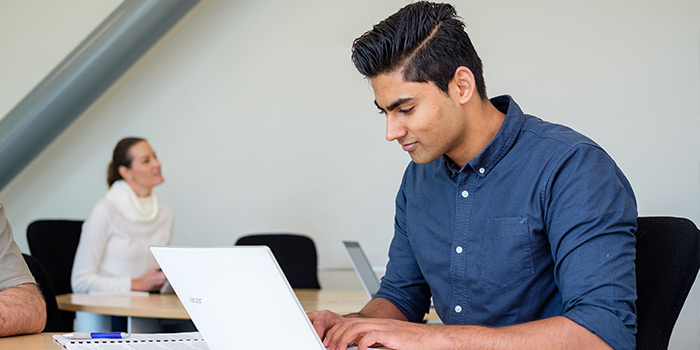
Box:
[0,333,62,350]
[56,292,189,319]
[56,289,438,320]
[56,289,375,319]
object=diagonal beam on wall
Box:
[0,0,199,191]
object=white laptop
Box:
[342,241,381,298]
[151,246,334,350]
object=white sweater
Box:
[71,182,173,293]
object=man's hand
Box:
[308,297,411,348]
[307,308,434,350]
[322,317,434,350]
[306,309,344,342]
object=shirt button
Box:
[455,246,463,254]
[455,305,462,313]
[479,167,485,174]
[461,190,469,198]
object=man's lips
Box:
[401,142,418,152]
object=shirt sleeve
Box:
[0,203,36,291]
[71,203,131,293]
[374,168,432,322]
[544,143,637,349]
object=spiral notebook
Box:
[53,332,208,349]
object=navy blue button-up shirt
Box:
[374,95,637,349]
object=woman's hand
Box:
[131,267,166,291]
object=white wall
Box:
[1,0,698,348]
[0,0,122,120]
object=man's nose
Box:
[386,114,407,142]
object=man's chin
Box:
[408,153,439,165]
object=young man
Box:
[0,202,46,336]
[308,2,637,349]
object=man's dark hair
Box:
[351,1,486,99]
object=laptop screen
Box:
[342,241,381,297]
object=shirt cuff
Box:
[565,305,636,350]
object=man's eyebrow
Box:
[374,97,414,113]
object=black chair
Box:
[635,216,700,350]
[235,233,321,289]
[22,254,69,332]
[26,219,83,331]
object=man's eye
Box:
[399,107,414,114]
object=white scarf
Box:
[105,180,159,222]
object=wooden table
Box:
[56,289,438,332]
[57,289,438,320]
[56,292,189,332]
[56,293,189,319]
[56,289,376,318]
[0,333,61,350]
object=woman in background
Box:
[72,137,173,294]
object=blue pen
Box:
[63,332,128,339]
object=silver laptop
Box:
[342,241,381,297]
[159,280,175,294]
[151,246,326,350]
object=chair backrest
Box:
[26,219,83,331]
[235,233,321,289]
[635,216,700,350]
[22,254,69,332]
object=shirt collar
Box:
[442,95,525,177]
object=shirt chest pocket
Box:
[479,217,535,291]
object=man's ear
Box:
[451,66,476,104]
